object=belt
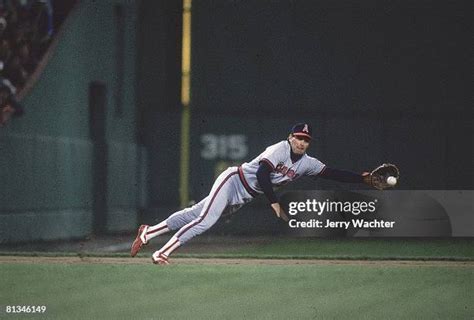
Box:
[237,166,258,198]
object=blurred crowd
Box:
[0,0,53,126]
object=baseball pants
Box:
[166,167,253,244]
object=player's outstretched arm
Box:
[319,167,365,183]
[319,165,399,189]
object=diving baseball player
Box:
[130,123,397,264]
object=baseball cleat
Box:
[152,253,170,265]
[130,224,149,257]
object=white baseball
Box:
[386,176,397,186]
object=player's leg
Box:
[152,170,237,264]
[145,198,207,241]
[130,198,207,257]
[152,193,229,264]
[165,198,208,231]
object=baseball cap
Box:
[291,123,312,140]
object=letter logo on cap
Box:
[303,124,309,133]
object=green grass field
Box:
[174,238,474,260]
[1,239,473,319]
[1,263,472,319]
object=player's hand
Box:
[271,203,289,222]
[364,164,400,190]
[362,172,371,186]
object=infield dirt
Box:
[1,256,472,267]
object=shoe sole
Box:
[130,225,148,257]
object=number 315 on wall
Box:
[200,134,248,160]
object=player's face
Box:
[289,135,310,154]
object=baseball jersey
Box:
[238,140,326,195]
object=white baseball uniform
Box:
[146,140,326,258]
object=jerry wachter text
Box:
[289,219,395,229]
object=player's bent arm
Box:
[256,162,288,221]
[270,203,289,222]
[318,167,366,183]
[256,162,278,203]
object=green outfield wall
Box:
[0,0,145,243]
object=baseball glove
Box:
[363,163,400,190]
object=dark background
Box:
[139,0,472,208]
[1,0,471,242]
